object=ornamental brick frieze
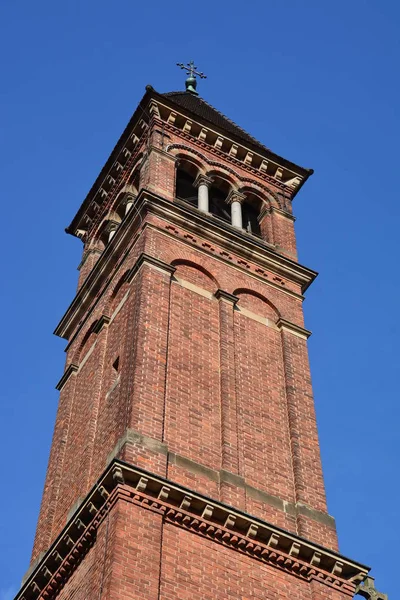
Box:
[55,194,316,340]
[16,461,371,600]
[157,114,303,196]
[166,142,286,210]
[85,138,146,240]
[72,125,149,242]
[161,220,300,295]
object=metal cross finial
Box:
[176,60,207,95]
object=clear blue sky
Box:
[0,1,398,598]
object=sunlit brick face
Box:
[23,89,362,600]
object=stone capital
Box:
[193,174,213,189]
[55,363,79,391]
[226,190,246,205]
[127,253,176,282]
[92,314,111,334]
[214,289,239,305]
[104,219,120,234]
[120,192,136,206]
[277,318,311,340]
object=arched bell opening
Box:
[209,177,231,224]
[175,159,200,206]
[241,192,263,237]
[176,169,197,206]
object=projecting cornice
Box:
[15,459,373,600]
[54,191,317,341]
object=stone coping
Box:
[15,460,371,600]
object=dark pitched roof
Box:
[162,91,272,153]
[161,91,312,176]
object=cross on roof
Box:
[176,60,207,95]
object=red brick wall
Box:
[31,110,340,600]
[54,498,350,600]
[165,266,221,469]
[32,212,337,565]
[234,312,295,523]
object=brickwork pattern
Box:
[29,102,344,600]
[33,215,337,562]
[52,498,351,600]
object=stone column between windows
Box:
[105,219,120,242]
[122,193,136,215]
[226,190,246,229]
[194,174,213,213]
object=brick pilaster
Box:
[120,260,174,474]
[215,290,246,509]
[280,326,338,549]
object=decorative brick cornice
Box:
[167,143,286,209]
[165,136,297,203]
[277,318,312,340]
[55,363,78,391]
[15,460,371,600]
[54,192,317,341]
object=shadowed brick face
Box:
[21,88,368,600]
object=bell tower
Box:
[16,66,387,600]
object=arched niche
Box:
[241,190,265,236]
[234,289,280,321]
[172,259,219,293]
[76,320,99,363]
[108,270,131,315]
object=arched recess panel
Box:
[165,263,221,472]
[173,261,219,293]
[234,290,279,321]
[233,293,295,505]
[108,270,131,316]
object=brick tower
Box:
[17,69,386,600]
